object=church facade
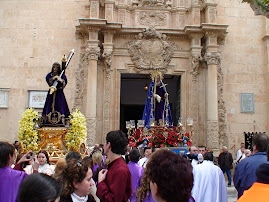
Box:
[1,0,268,154]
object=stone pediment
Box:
[128,28,174,71]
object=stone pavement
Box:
[227,185,237,202]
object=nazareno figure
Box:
[142,70,172,127]
[41,62,70,126]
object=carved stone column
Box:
[102,31,114,139]
[190,0,201,26]
[204,0,217,24]
[190,34,203,145]
[85,28,100,145]
[205,51,220,152]
[105,1,115,22]
[89,0,100,19]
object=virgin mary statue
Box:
[142,71,173,127]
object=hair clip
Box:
[77,162,82,167]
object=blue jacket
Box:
[233,152,267,198]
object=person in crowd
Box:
[218,146,233,186]
[188,146,198,166]
[82,156,100,202]
[198,146,206,156]
[65,151,82,162]
[237,163,269,202]
[138,147,152,168]
[236,143,245,162]
[128,148,143,202]
[13,140,20,151]
[97,130,132,202]
[53,158,66,180]
[244,149,251,157]
[92,151,103,174]
[0,142,39,202]
[197,153,204,164]
[18,173,62,202]
[25,150,55,175]
[125,145,131,164]
[59,159,95,202]
[233,132,269,198]
[192,152,227,202]
[146,150,194,202]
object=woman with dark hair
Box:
[59,159,95,202]
[25,150,55,175]
[18,173,62,202]
[0,142,38,202]
[41,62,70,126]
[138,149,194,202]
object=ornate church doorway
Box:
[120,73,181,133]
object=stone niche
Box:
[76,0,228,152]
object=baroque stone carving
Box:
[139,0,167,7]
[85,47,100,61]
[217,59,228,147]
[191,54,201,81]
[204,52,221,65]
[86,118,96,145]
[73,53,86,111]
[139,12,167,26]
[206,120,219,149]
[128,28,174,70]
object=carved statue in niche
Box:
[128,27,174,70]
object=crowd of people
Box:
[0,131,269,202]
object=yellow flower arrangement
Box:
[18,108,39,151]
[65,109,87,151]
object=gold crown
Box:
[150,70,163,81]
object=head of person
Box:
[65,151,82,162]
[18,173,62,202]
[256,163,269,184]
[81,156,93,169]
[147,150,193,202]
[99,144,104,154]
[104,130,128,155]
[244,149,251,157]
[54,158,66,179]
[51,62,61,75]
[204,152,214,161]
[61,159,95,197]
[144,147,152,158]
[0,142,16,168]
[129,148,141,163]
[222,146,228,153]
[240,142,245,149]
[189,146,198,155]
[198,146,206,156]
[92,151,102,166]
[252,132,269,152]
[37,150,50,165]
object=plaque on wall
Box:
[0,88,9,108]
[241,93,254,113]
[28,90,47,108]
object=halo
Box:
[150,70,164,81]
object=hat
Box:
[256,163,269,184]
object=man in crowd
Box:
[198,146,206,156]
[188,146,198,166]
[192,152,227,202]
[237,163,269,202]
[218,146,233,186]
[233,132,269,198]
[97,130,132,202]
[127,148,143,202]
[138,147,152,168]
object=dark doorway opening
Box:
[120,73,181,133]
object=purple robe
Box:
[0,167,27,202]
[128,162,144,202]
[42,72,70,126]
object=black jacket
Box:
[218,151,233,170]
